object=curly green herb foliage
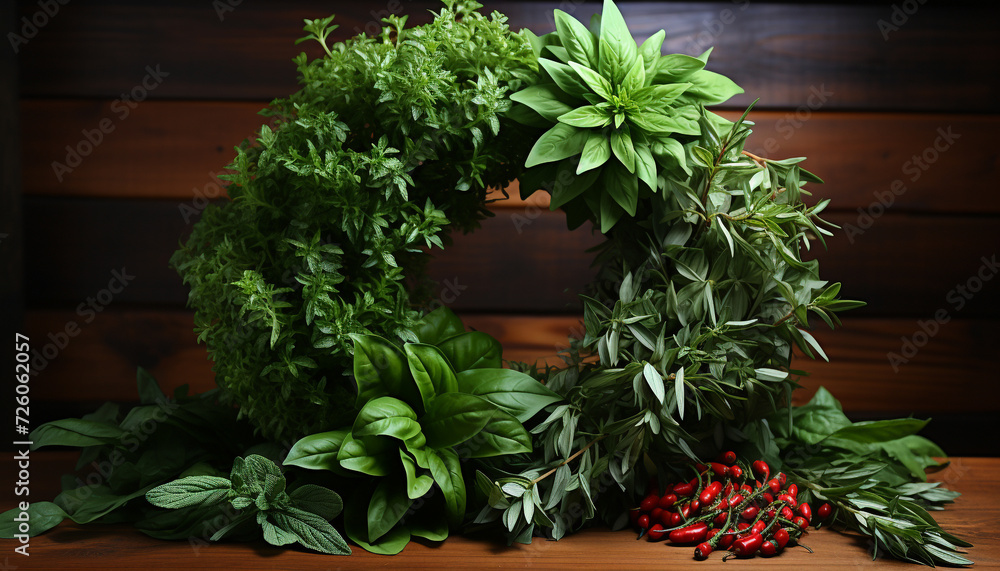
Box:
[147,455,350,555]
[472,105,869,542]
[775,388,972,567]
[282,308,562,554]
[170,1,538,440]
[509,0,743,232]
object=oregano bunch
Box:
[171,0,538,440]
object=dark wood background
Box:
[6,1,1000,453]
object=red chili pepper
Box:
[673,481,695,496]
[668,522,709,544]
[762,492,774,504]
[759,539,779,557]
[710,462,729,478]
[713,511,728,526]
[817,502,832,520]
[637,514,650,529]
[793,516,809,530]
[797,502,812,523]
[717,450,738,466]
[767,479,781,494]
[741,505,758,520]
[651,507,664,522]
[680,503,691,518]
[718,532,735,549]
[690,499,701,513]
[728,493,744,507]
[751,520,766,535]
[730,464,744,480]
[695,463,708,472]
[736,522,750,532]
[647,523,667,541]
[699,481,723,505]
[732,532,763,557]
[752,460,770,482]
[780,506,794,520]
[640,494,658,512]
[740,484,753,495]
[722,482,733,497]
[694,541,713,560]
[787,483,798,498]
[658,493,677,509]
[778,493,797,507]
[774,528,790,549]
[778,472,787,486]
[765,508,776,520]
[668,511,683,527]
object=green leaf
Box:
[826,419,929,446]
[510,84,575,122]
[610,128,637,173]
[459,408,532,458]
[337,433,394,476]
[633,82,691,107]
[399,449,435,500]
[427,448,466,528]
[31,418,125,449]
[628,110,699,136]
[0,502,68,538]
[578,131,613,174]
[622,56,646,94]
[413,306,465,345]
[568,61,614,101]
[421,392,497,449]
[605,160,638,216]
[538,58,591,99]
[289,484,344,520]
[597,0,639,84]
[350,334,410,409]
[554,9,597,67]
[345,494,410,555]
[366,477,413,542]
[643,363,665,404]
[551,158,601,208]
[638,30,665,73]
[557,105,612,128]
[684,69,744,105]
[634,143,657,191]
[456,368,562,422]
[437,331,502,372]
[284,429,351,472]
[674,367,685,420]
[652,137,690,175]
[653,53,706,82]
[406,344,459,411]
[353,396,421,440]
[267,506,351,555]
[792,406,851,445]
[525,123,589,168]
[146,476,232,509]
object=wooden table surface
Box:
[2,453,997,570]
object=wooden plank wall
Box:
[11,1,1000,454]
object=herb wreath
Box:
[2,0,972,566]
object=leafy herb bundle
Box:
[171,0,537,440]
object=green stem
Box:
[529,434,607,486]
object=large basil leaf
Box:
[684,69,744,105]
[437,331,502,371]
[597,0,638,84]
[553,9,597,67]
[352,397,422,440]
[406,344,459,411]
[350,334,413,409]
[284,429,351,473]
[525,123,589,168]
[510,83,575,122]
[459,409,533,458]
[399,449,434,500]
[421,393,496,449]
[337,433,394,476]
[413,306,465,345]
[345,492,410,555]
[456,368,562,422]
[31,419,125,449]
[366,477,413,542]
[427,448,466,528]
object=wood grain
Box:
[15,2,999,111]
[21,197,1000,317]
[1,452,996,568]
[23,309,999,417]
[21,100,1000,215]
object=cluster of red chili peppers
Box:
[629,451,833,560]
